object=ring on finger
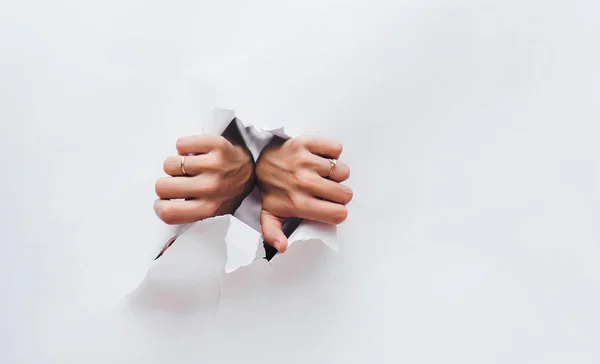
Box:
[326,159,338,178]
[180,155,189,176]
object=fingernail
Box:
[274,240,282,252]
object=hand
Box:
[154,132,255,225]
[256,136,353,253]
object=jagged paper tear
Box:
[123,108,338,311]
[202,108,338,273]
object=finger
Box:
[260,209,288,253]
[298,136,343,159]
[314,156,351,182]
[176,134,228,155]
[163,154,215,176]
[155,176,212,199]
[295,197,349,225]
[154,199,218,225]
[304,176,353,205]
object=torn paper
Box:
[92,106,341,331]
[65,109,343,361]
[156,108,338,276]
[123,216,230,315]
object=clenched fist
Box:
[256,136,353,253]
[154,126,255,225]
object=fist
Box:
[256,136,353,252]
[154,133,254,224]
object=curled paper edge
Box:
[106,108,340,324]
[223,218,264,273]
[203,108,338,273]
[125,106,338,298]
[201,108,294,142]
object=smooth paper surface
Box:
[3,1,600,363]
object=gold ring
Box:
[180,155,189,176]
[327,159,338,178]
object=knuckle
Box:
[213,153,226,169]
[297,172,318,190]
[204,153,222,171]
[288,136,305,149]
[289,193,308,212]
[295,152,314,168]
[202,178,221,195]
[214,136,229,150]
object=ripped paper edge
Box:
[204,108,338,272]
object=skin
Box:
[256,136,353,253]
[154,130,255,225]
[154,132,352,255]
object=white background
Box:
[1,0,599,362]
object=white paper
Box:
[158,108,338,279]
[6,1,600,362]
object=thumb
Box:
[260,209,288,253]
